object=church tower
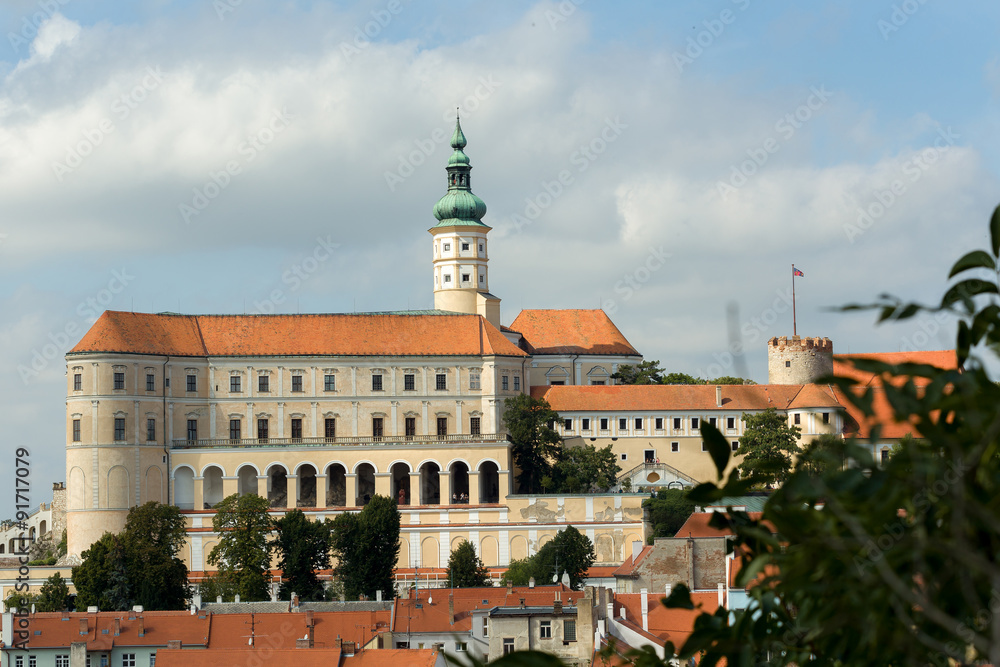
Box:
[430,114,501,328]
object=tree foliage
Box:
[637,204,1000,666]
[273,508,333,601]
[208,493,273,602]
[612,360,665,384]
[330,494,400,600]
[735,408,801,487]
[498,526,595,591]
[447,539,491,588]
[644,488,697,539]
[661,371,704,385]
[551,444,621,493]
[37,573,71,612]
[503,394,561,493]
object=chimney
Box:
[306,609,315,627]
[166,641,182,650]
[449,595,455,626]
[507,581,513,595]
[216,596,223,604]
[138,616,144,638]
[343,641,356,656]
[528,577,535,589]
[553,599,562,615]
[376,590,383,602]
[78,618,88,636]
[640,588,649,632]
[334,636,343,650]
[114,618,120,636]
[631,541,643,564]
[519,598,525,609]
[716,386,722,407]
[291,593,300,610]
[234,595,240,603]
[665,583,672,598]
[718,583,725,608]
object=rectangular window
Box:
[324,374,336,391]
[29,656,36,667]
[692,417,700,429]
[149,655,156,667]
[325,418,336,440]
[73,419,81,442]
[405,417,416,438]
[187,419,197,442]
[727,416,736,429]
[456,642,467,651]
[444,274,452,283]
[404,373,415,391]
[482,617,489,637]
[436,373,447,390]
[702,441,708,452]
[230,419,241,441]
[671,441,679,452]
[794,413,801,425]
[513,376,520,391]
[291,418,302,440]
[462,273,470,282]
[114,372,125,390]
[619,418,627,431]
[501,375,509,390]
[582,418,590,430]
[539,620,552,639]
[230,375,241,392]
[591,380,605,385]
[114,418,125,441]
[372,417,384,440]
[186,374,196,392]
[461,242,470,251]
[372,374,383,391]
[709,417,717,427]
[635,418,643,430]
[147,418,155,442]
[123,654,136,667]
[673,417,682,430]
[655,417,663,430]
[503,639,514,655]
[74,373,82,391]
[620,453,627,460]
[437,417,448,437]
[16,654,23,667]
[291,375,303,392]
[600,418,609,431]
[732,441,740,451]
[564,418,572,431]
[471,417,481,436]
[258,375,269,392]
[470,372,480,390]
[564,620,577,641]
[479,275,484,283]
[257,418,269,441]
[443,243,451,251]
[55,657,69,667]
[146,374,155,391]
[822,412,830,424]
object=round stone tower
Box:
[767,335,833,384]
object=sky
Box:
[1,0,998,520]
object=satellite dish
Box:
[248,638,252,646]
[561,572,570,587]
[552,573,558,583]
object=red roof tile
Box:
[155,648,441,667]
[531,384,840,412]
[69,311,527,358]
[674,512,767,538]
[832,350,958,387]
[510,309,640,356]
[615,591,721,649]
[20,611,211,650]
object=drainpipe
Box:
[162,355,170,503]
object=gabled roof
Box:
[155,648,442,667]
[674,512,768,538]
[613,545,653,577]
[20,611,211,650]
[614,591,721,649]
[832,350,958,387]
[531,384,843,412]
[510,309,640,356]
[69,311,527,358]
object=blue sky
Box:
[1,0,998,519]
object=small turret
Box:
[767,335,833,384]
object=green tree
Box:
[707,376,754,385]
[631,204,1000,666]
[3,590,40,612]
[447,539,491,588]
[499,557,534,587]
[208,493,273,602]
[551,444,621,493]
[532,526,595,591]
[644,488,697,539]
[503,394,561,494]
[72,532,129,611]
[661,372,705,385]
[37,572,71,612]
[736,407,801,487]
[124,501,189,610]
[273,509,333,601]
[796,432,846,476]
[331,495,400,600]
[611,360,665,384]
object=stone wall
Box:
[767,335,833,385]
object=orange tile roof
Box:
[510,309,640,356]
[155,648,441,667]
[674,512,766,538]
[531,384,841,412]
[69,311,527,358]
[832,350,958,387]
[19,611,211,651]
[613,545,654,577]
[615,591,721,649]
[207,610,389,650]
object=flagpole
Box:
[792,264,797,336]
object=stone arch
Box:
[391,462,411,505]
[538,534,554,550]
[29,526,36,541]
[398,536,410,570]
[448,461,469,503]
[352,460,379,474]
[39,520,47,537]
[68,467,86,510]
[297,463,318,507]
[203,540,219,570]
[326,463,347,507]
[145,466,164,504]
[107,466,131,509]
[266,464,288,508]
[478,460,500,504]
[237,464,259,496]
[203,465,225,508]
[480,535,499,567]
[419,461,441,505]
[421,536,439,568]
[355,462,376,505]
[451,536,466,552]
[595,534,615,563]
[173,467,194,510]
[510,535,528,561]
[0,543,4,554]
